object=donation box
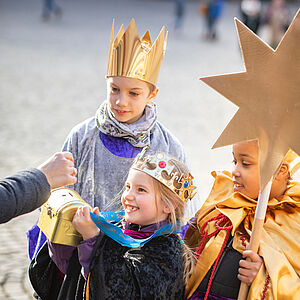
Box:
[38,188,91,246]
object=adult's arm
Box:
[0,152,77,224]
[0,168,50,224]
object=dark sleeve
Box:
[0,168,50,224]
[89,234,185,299]
[48,242,76,275]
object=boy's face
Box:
[232,140,260,199]
[106,77,157,124]
[122,169,168,226]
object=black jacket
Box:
[30,231,185,300]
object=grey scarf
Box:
[96,101,157,148]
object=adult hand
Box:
[238,249,263,285]
[38,152,77,189]
[72,206,100,240]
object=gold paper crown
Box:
[106,18,167,86]
[132,151,196,203]
[284,149,300,176]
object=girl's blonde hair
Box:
[140,156,196,284]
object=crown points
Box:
[125,18,139,39]
[141,31,152,54]
[114,24,125,49]
[106,18,167,86]
[141,30,152,46]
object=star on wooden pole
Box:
[201,9,300,189]
[200,9,300,300]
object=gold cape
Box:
[185,171,300,300]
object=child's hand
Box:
[238,250,263,285]
[72,206,100,240]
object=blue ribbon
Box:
[90,211,180,248]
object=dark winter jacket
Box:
[30,231,185,300]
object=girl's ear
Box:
[275,162,289,181]
[163,201,177,214]
[163,205,171,214]
[147,88,159,103]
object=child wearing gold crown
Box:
[60,18,197,214]
[29,152,197,299]
[184,141,300,300]
[27,18,198,259]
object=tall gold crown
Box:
[132,151,196,203]
[106,18,167,86]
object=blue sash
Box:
[90,211,180,248]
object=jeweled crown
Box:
[133,151,196,203]
[106,18,167,86]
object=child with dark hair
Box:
[185,141,300,300]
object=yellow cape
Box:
[185,171,300,300]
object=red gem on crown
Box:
[158,161,166,168]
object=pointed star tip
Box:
[235,18,249,31]
[234,17,243,26]
[212,139,221,149]
[199,74,213,81]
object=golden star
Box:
[201,10,300,188]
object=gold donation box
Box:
[37,188,91,246]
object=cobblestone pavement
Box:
[0,0,299,299]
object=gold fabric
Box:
[185,171,300,300]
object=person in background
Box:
[174,0,186,33]
[264,0,290,49]
[41,0,63,21]
[240,0,262,34]
[0,151,77,224]
[199,0,225,40]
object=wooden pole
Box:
[237,180,272,300]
